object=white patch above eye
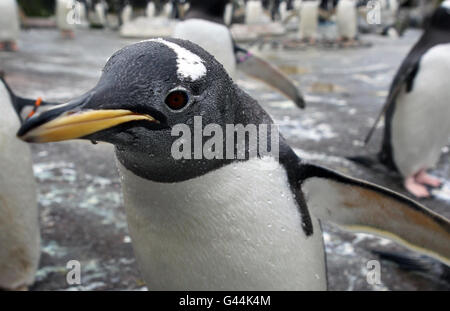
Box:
[143,38,207,81]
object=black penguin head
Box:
[17,38,243,182]
[189,0,229,15]
[185,0,229,23]
[428,2,450,30]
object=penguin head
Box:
[189,0,229,16]
[17,38,242,182]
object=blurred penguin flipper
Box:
[300,164,450,266]
[235,45,305,109]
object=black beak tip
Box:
[296,96,306,109]
[17,117,37,139]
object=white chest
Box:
[117,157,326,290]
[0,0,20,41]
[392,43,450,176]
[299,1,319,39]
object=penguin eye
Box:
[165,90,189,111]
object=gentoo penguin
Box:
[0,0,20,51]
[146,0,156,18]
[88,0,108,28]
[336,0,358,41]
[366,3,450,198]
[162,1,173,18]
[121,1,133,25]
[245,0,271,24]
[280,1,289,21]
[380,0,399,32]
[18,38,450,290]
[56,0,76,38]
[224,1,234,25]
[174,0,305,108]
[0,76,41,290]
[299,0,319,42]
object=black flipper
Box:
[234,44,306,109]
[298,163,450,266]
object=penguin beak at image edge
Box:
[17,93,159,143]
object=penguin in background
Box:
[223,1,234,25]
[161,0,174,18]
[270,0,282,21]
[380,0,400,37]
[0,74,57,290]
[245,0,271,24]
[362,2,450,198]
[120,0,133,25]
[279,1,289,21]
[87,0,108,28]
[56,0,76,38]
[18,38,450,290]
[0,0,20,51]
[336,0,358,41]
[146,0,156,18]
[0,75,45,290]
[299,0,320,43]
[173,0,306,109]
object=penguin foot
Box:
[404,176,430,198]
[0,41,18,52]
[61,30,75,39]
[415,170,442,188]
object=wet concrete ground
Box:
[0,28,449,291]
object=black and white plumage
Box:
[0,0,19,40]
[18,38,450,290]
[374,3,450,198]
